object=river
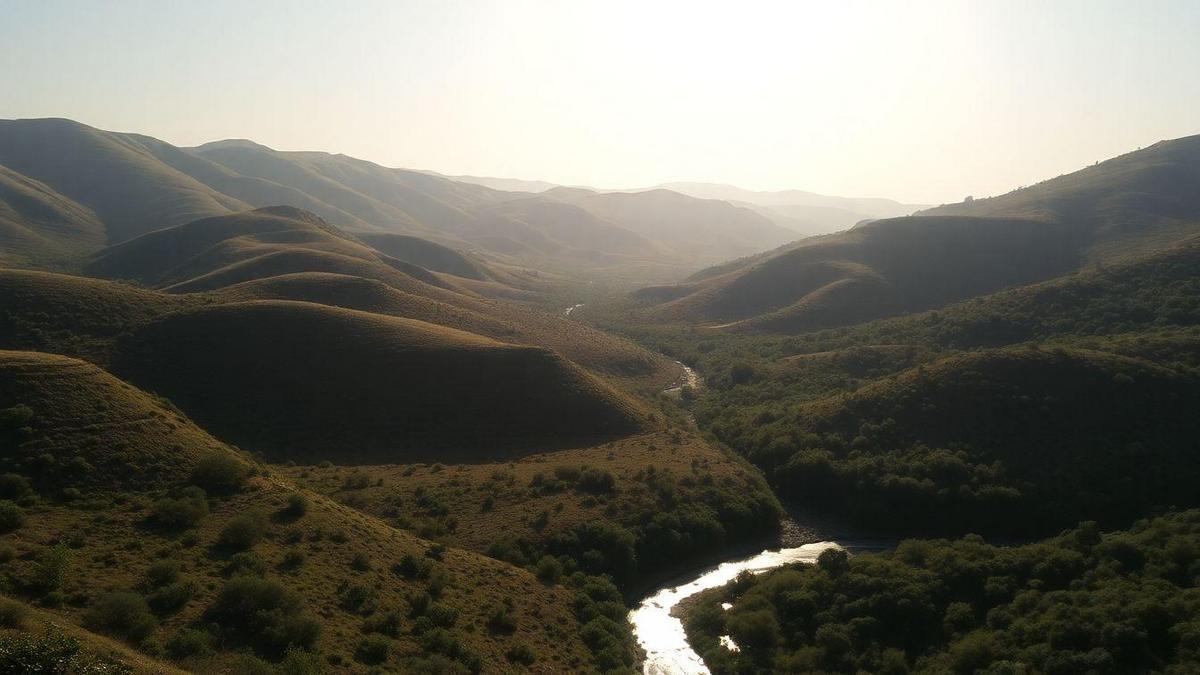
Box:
[630,542,840,674]
[629,534,889,674]
[559,302,868,672]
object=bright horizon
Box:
[3,0,1199,204]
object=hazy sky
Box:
[3,0,1199,203]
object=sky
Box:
[2,0,1199,204]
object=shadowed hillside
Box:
[0,264,678,394]
[109,301,650,463]
[634,134,1200,332]
[219,272,675,389]
[636,216,1082,331]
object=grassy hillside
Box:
[84,206,468,295]
[2,119,804,282]
[684,511,1200,673]
[635,134,1200,332]
[0,166,105,270]
[354,232,497,281]
[190,141,501,239]
[552,188,798,263]
[925,134,1200,260]
[0,268,207,363]
[109,300,650,463]
[0,350,617,672]
[635,215,1084,331]
[0,119,246,245]
[280,428,782,593]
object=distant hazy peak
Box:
[191,138,276,152]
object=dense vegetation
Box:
[685,510,1200,674]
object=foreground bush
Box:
[0,501,24,533]
[84,591,157,643]
[150,487,208,529]
[204,577,320,656]
[217,512,267,551]
[189,451,249,494]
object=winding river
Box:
[561,303,877,672]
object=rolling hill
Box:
[108,300,650,463]
[0,118,247,245]
[635,134,1200,332]
[1,118,819,283]
[0,165,104,270]
[0,350,603,672]
[654,181,926,235]
[83,205,471,296]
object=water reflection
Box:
[630,542,842,675]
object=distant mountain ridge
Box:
[634,133,1200,332]
[0,118,826,282]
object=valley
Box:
[1,116,1200,674]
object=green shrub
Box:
[392,554,431,579]
[84,591,157,643]
[150,487,208,529]
[506,643,536,665]
[0,474,32,501]
[350,551,371,571]
[165,628,210,659]
[0,501,24,533]
[217,512,267,550]
[279,646,323,675]
[205,577,321,656]
[32,544,70,593]
[224,552,268,577]
[0,405,33,430]
[354,635,391,665]
[147,581,194,615]
[0,598,28,628]
[362,607,404,637]
[486,605,516,635]
[281,548,306,570]
[577,467,616,494]
[189,451,249,494]
[145,560,180,588]
[282,493,309,519]
[340,583,378,615]
[425,603,458,628]
[536,555,563,584]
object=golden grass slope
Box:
[0,166,105,271]
[85,206,467,295]
[0,350,596,672]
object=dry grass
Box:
[0,350,595,672]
